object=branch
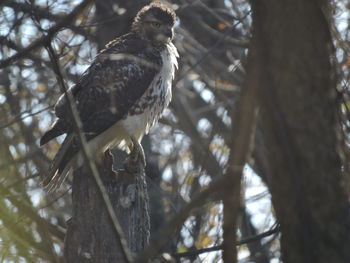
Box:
[0,183,65,242]
[0,0,93,69]
[3,1,91,39]
[0,150,44,171]
[221,30,259,263]
[45,42,133,262]
[175,24,247,84]
[0,106,52,130]
[173,225,280,258]
[134,173,231,263]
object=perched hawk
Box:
[40,2,178,190]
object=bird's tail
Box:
[40,119,66,146]
[42,134,76,192]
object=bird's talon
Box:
[124,137,146,172]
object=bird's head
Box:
[132,2,176,46]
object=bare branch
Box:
[134,172,231,263]
[222,45,259,263]
[0,0,93,69]
[0,183,66,242]
[173,224,280,259]
[2,1,92,39]
[0,106,52,130]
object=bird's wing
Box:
[54,33,162,138]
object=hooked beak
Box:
[164,28,173,39]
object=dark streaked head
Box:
[132,2,176,46]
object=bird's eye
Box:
[152,22,161,28]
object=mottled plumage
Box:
[41,2,178,190]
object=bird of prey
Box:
[40,2,178,190]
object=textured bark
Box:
[250,0,350,262]
[64,152,150,262]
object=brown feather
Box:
[42,133,75,189]
[40,119,67,146]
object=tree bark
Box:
[64,152,150,262]
[250,0,350,262]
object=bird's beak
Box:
[164,28,173,39]
[155,27,174,43]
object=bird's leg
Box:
[130,136,146,166]
[124,136,146,173]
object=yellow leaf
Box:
[195,234,214,248]
[177,247,188,253]
[165,185,173,192]
[218,23,227,30]
[19,90,28,97]
[36,83,47,93]
[343,57,350,67]
[184,175,194,185]
[202,236,213,247]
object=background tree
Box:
[0,0,349,262]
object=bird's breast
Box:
[126,43,179,137]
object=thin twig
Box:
[45,42,133,263]
[0,174,39,193]
[0,182,66,241]
[38,187,71,210]
[0,106,52,130]
[173,224,280,258]
[3,1,92,39]
[0,0,93,69]
[175,15,250,84]
[0,150,44,171]
[134,172,237,263]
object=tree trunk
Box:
[64,151,150,262]
[250,0,350,262]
